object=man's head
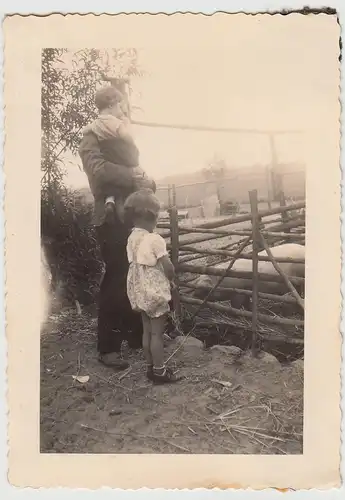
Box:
[95,86,127,118]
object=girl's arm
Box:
[158,255,176,282]
[151,234,175,281]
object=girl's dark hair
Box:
[124,188,160,225]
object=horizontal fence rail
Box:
[177,245,305,264]
[178,263,304,286]
[181,295,304,329]
[132,119,303,135]
[167,183,305,356]
[191,201,305,231]
[181,281,301,304]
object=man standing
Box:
[79,123,155,370]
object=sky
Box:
[63,16,339,189]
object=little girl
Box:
[124,189,183,384]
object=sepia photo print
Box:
[5,12,341,489]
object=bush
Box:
[41,188,103,306]
[40,49,144,306]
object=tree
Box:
[41,48,144,304]
[41,48,144,195]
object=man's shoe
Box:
[98,352,129,370]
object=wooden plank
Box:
[178,245,305,264]
[132,119,302,135]
[157,216,305,234]
[189,201,305,230]
[169,233,230,248]
[195,321,304,345]
[266,165,272,210]
[181,281,300,304]
[249,190,260,356]
[167,184,172,208]
[178,263,305,286]
[180,295,304,328]
[169,184,182,324]
[259,233,304,311]
[279,190,290,234]
[163,226,253,237]
[166,227,304,242]
[189,237,252,321]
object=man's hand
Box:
[133,174,156,193]
[132,166,148,179]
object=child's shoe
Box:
[146,365,154,381]
[151,366,183,385]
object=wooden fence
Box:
[161,184,305,356]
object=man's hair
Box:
[124,189,161,224]
[95,86,124,112]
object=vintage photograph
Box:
[40,42,307,455]
[4,10,341,489]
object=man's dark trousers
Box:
[95,216,143,354]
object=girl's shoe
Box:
[152,366,183,385]
[146,366,154,381]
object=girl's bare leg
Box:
[150,314,183,385]
[141,312,153,366]
[150,315,166,370]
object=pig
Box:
[192,243,305,310]
[215,243,305,278]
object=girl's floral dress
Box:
[126,228,171,318]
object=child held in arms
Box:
[82,85,155,222]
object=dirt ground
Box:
[40,308,303,455]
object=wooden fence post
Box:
[172,182,177,207]
[265,165,272,210]
[278,189,291,233]
[259,233,304,311]
[169,184,182,327]
[249,189,260,357]
[170,184,179,266]
[269,133,277,202]
[190,235,251,321]
[168,184,172,208]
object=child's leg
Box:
[114,198,125,223]
[150,315,166,371]
[102,184,116,206]
[104,189,125,223]
[141,312,153,366]
[149,314,183,384]
[103,187,116,223]
[105,195,115,205]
